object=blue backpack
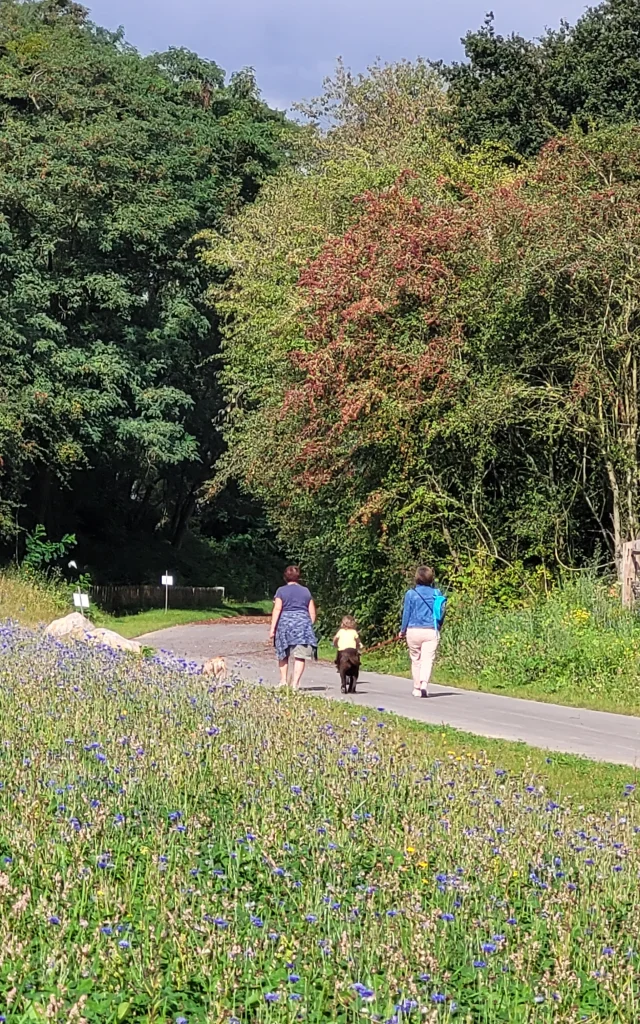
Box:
[432,589,447,632]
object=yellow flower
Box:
[406,846,416,855]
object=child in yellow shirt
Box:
[333,616,361,665]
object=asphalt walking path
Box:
[138,620,640,767]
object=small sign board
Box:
[161,575,174,587]
[73,593,90,610]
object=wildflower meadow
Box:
[0,622,638,1023]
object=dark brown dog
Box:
[337,648,360,694]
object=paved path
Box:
[139,620,640,767]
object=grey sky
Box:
[86,0,589,111]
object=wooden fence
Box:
[90,585,224,613]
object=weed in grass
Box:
[0,622,638,1021]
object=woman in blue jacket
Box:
[398,566,446,698]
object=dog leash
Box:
[362,637,403,655]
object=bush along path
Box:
[0,621,639,1022]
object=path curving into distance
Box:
[138,619,640,767]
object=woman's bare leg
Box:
[292,658,306,689]
[278,658,289,686]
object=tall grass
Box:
[441,575,640,703]
[0,568,68,626]
[0,621,638,1021]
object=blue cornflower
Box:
[250,915,264,928]
[506,917,517,925]
[101,925,113,935]
[305,914,317,923]
[602,946,614,955]
[289,973,300,982]
[291,785,302,795]
[289,994,302,1002]
[214,918,228,928]
[395,999,418,1013]
[176,1018,188,1024]
[352,983,374,999]
[49,915,60,926]
[264,993,279,1003]
[118,940,130,949]
[482,943,497,953]
[96,752,107,763]
[431,994,446,1004]
[473,960,487,969]
[440,913,455,922]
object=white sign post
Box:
[161,572,174,613]
[73,592,90,610]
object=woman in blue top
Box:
[398,566,445,699]
[269,566,318,689]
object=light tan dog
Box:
[202,657,227,679]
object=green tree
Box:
[444,0,640,157]
[0,0,289,558]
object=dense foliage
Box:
[210,0,640,632]
[444,0,640,157]
[0,0,289,583]
[0,623,638,1021]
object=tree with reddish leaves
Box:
[237,128,640,627]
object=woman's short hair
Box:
[415,565,435,587]
[284,565,301,583]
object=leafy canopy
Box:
[0,0,290,559]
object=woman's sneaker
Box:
[412,688,423,698]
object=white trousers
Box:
[406,627,440,686]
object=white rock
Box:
[86,628,142,654]
[44,612,142,654]
[45,612,94,639]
